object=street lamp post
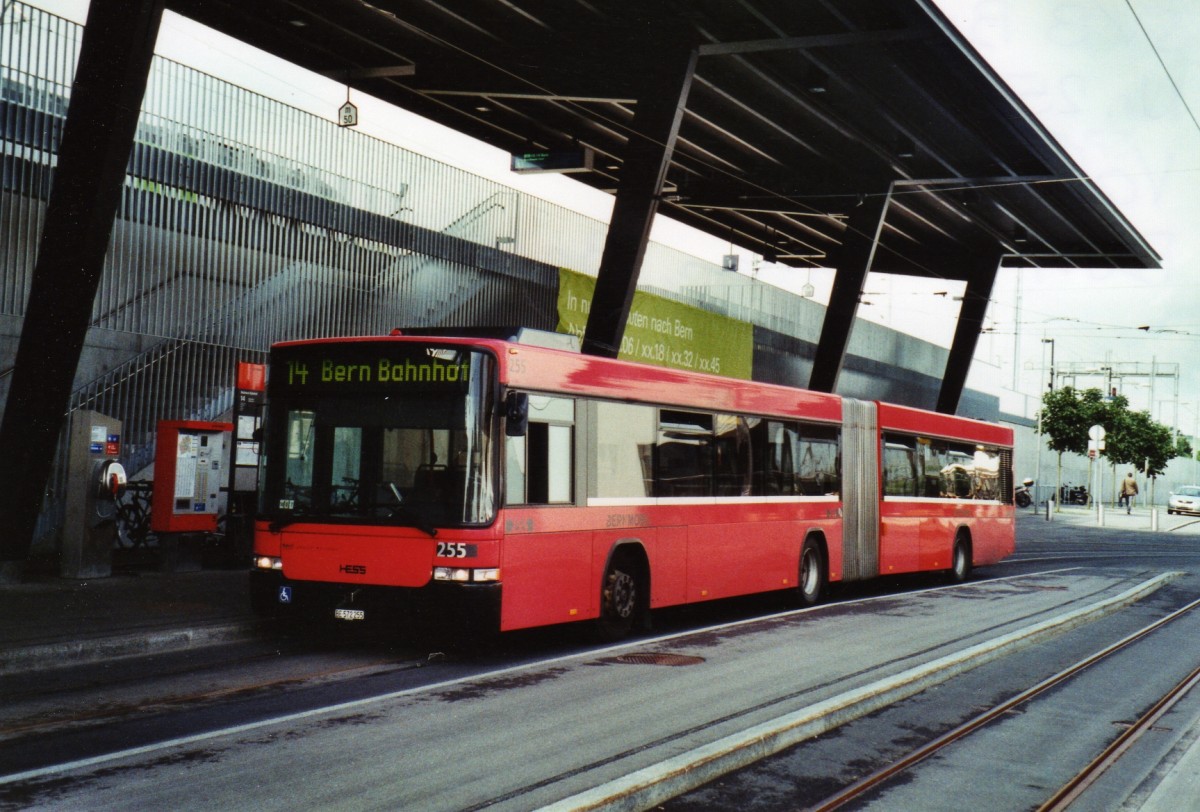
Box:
[1043,337,1055,392]
[1184,401,1200,485]
[1039,337,1055,509]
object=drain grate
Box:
[610,652,706,667]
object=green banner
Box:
[556,268,753,380]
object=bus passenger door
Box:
[877,432,922,575]
[500,517,593,632]
[880,508,922,574]
[650,525,687,608]
[919,515,957,571]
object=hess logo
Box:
[339,564,367,575]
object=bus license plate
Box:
[334,608,366,621]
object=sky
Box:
[938,0,1200,420]
[23,0,1200,427]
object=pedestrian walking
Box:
[1119,472,1139,514]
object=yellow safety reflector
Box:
[569,608,578,616]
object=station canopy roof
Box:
[164,0,1160,277]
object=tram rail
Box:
[805,596,1200,812]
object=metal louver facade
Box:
[1,1,761,547]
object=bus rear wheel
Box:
[597,556,641,641]
[949,537,972,583]
[798,538,826,606]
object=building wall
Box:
[2,0,1001,548]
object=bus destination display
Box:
[270,344,478,394]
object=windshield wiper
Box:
[270,510,439,534]
[268,506,438,538]
[268,514,298,533]
[387,506,439,538]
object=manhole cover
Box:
[610,652,706,667]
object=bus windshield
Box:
[260,344,497,529]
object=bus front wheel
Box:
[598,555,641,641]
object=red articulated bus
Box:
[250,332,1015,637]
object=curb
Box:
[542,571,1183,812]
[0,621,266,676]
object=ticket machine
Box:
[61,410,126,578]
[151,420,233,534]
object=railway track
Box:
[805,597,1200,812]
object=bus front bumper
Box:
[249,569,501,633]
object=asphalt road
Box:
[666,511,1200,811]
[3,511,1200,811]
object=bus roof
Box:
[877,401,1013,447]
[272,334,843,423]
[271,334,1011,443]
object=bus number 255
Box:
[436,542,477,559]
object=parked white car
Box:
[1167,485,1200,515]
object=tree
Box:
[1105,408,1182,477]
[1038,387,1116,457]
[1037,387,1116,506]
[1038,387,1185,509]
[1175,434,1194,462]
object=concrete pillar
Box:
[581,36,697,358]
[937,248,1002,415]
[808,191,890,393]
[0,0,165,565]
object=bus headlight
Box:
[255,555,283,571]
[434,567,500,583]
[434,567,470,582]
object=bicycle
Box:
[114,481,155,548]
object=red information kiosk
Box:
[151,420,233,569]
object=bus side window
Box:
[883,435,920,497]
[798,423,840,496]
[655,410,713,497]
[593,401,656,498]
[973,445,1002,500]
[925,439,975,498]
[713,414,751,496]
[750,420,797,495]
[505,434,527,506]
[505,395,574,505]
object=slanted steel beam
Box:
[937,248,1002,415]
[0,0,165,566]
[808,190,891,393]
[696,28,919,57]
[581,37,697,358]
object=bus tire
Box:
[798,537,826,607]
[949,535,972,583]
[597,552,643,641]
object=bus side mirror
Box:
[505,392,529,437]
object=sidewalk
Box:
[0,566,260,675]
[3,506,1198,676]
[1018,502,1200,536]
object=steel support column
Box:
[580,39,697,357]
[808,190,891,393]
[0,0,165,564]
[936,249,1003,415]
